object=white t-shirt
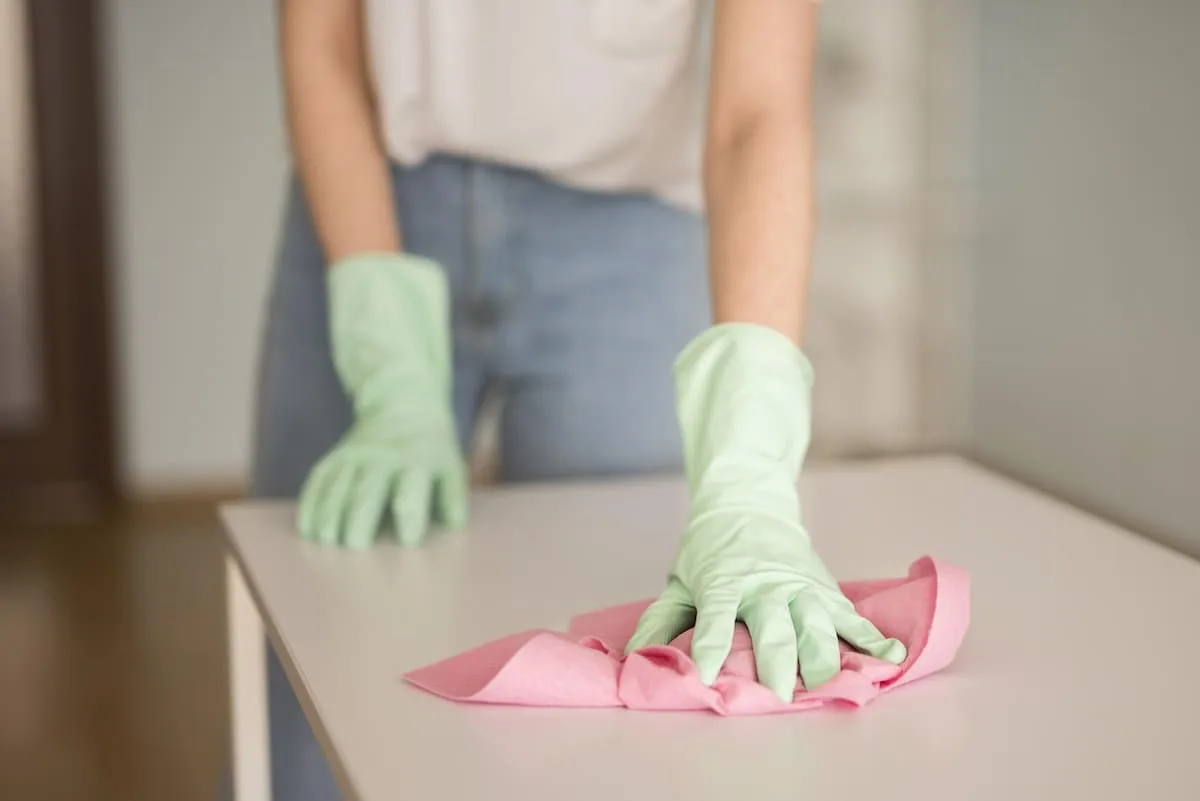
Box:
[363,0,711,211]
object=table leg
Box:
[226,554,271,801]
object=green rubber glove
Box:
[296,253,468,548]
[625,323,906,701]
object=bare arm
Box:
[280,0,398,262]
[704,0,819,345]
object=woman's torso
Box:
[363,0,711,211]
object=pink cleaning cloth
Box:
[403,556,969,715]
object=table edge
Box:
[221,509,362,801]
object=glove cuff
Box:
[674,323,815,497]
[327,252,454,418]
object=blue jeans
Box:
[235,155,708,800]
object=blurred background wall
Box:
[968,0,1200,556]
[103,0,287,494]
[809,0,931,458]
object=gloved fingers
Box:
[342,465,392,550]
[315,463,357,547]
[392,470,434,548]
[690,590,741,686]
[435,461,469,530]
[833,607,907,664]
[624,581,694,654]
[297,458,335,541]
[789,593,842,691]
[741,596,800,702]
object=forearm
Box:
[704,121,814,346]
[280,0,397,263]
[703,0,818,347]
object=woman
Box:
[244,0,905,797]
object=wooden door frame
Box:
[0,0,117,510]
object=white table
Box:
[221,455,1200,801]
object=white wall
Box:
[808,0,930,456]
[969,1,1200,556]
[798,0,975,458]
[103,0,288,492]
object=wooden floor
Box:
[0,506,228,801]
